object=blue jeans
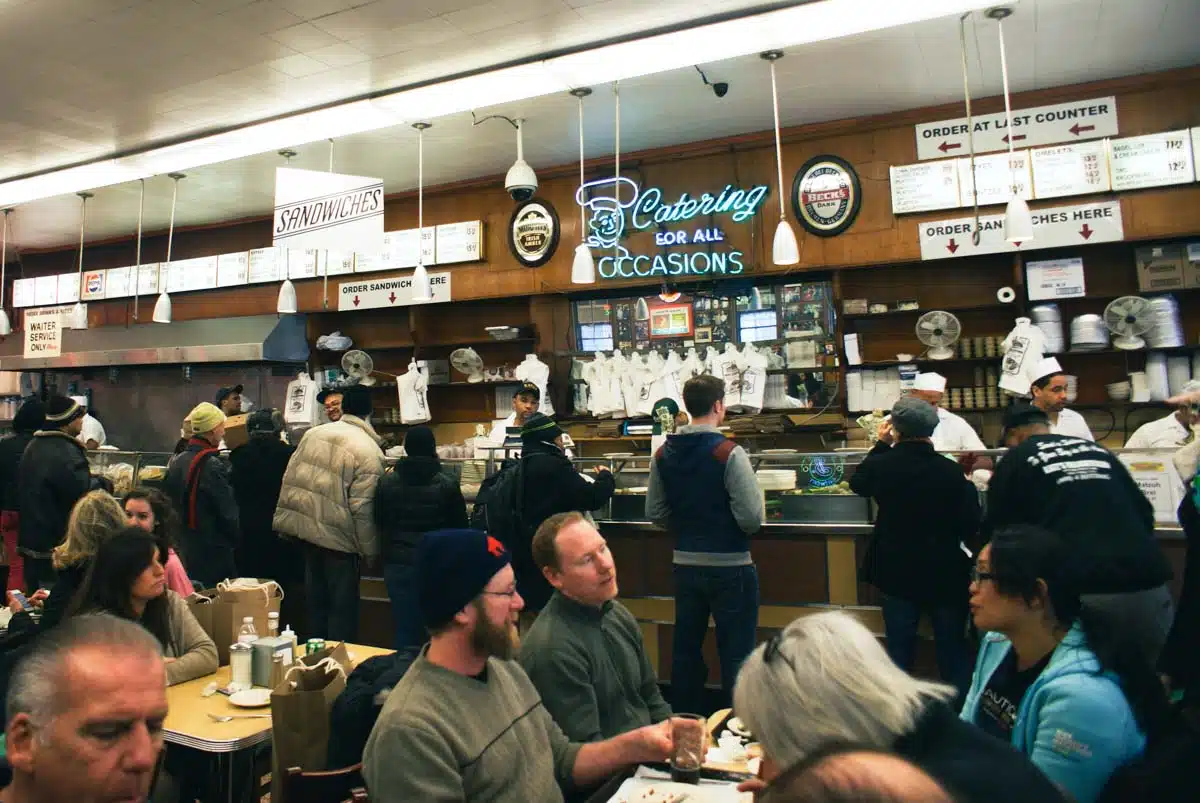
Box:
[384,563,426,651]
[303,543,360,642]
[671,564,760,715]
[880,595,971,696]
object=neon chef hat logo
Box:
[576,177,640,251]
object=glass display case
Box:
[85,449,174,496]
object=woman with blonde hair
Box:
[732,611,1063,803]
[6,490,126,633]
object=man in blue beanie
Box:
[363,529,674,802]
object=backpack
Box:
[470,458,525,546]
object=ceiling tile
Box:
[215,0,304,34]
[310,1,435,40]
[268,21,344,50]
[269,52,331,78]
[443,0,575,36]
[306,42,371,68]
[271,0,360,19]
[348,17,466,58]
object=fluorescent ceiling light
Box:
[0,0,992,207]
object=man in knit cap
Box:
[363,529,673,802]
[164,402,239,586]
[17,396,92,590]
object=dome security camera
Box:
[505,119,537,201]
[713,82,729,98]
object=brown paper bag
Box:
[270,657,348,803]
[211,580,283,664]
[300,640,351,672]
[185,591,218,646]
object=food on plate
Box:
[726,716,751,737]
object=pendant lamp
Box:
[411,123,433,303]
[762,51,800,266]
[153,173,185,324]
[570,87,595,284]
[276,150,298,314]
[0,209,12,337]
[989,6,1033,244]
[67,192,92,330]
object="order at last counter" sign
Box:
[917,200,1124,261]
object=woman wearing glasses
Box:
[733,610,1063,802]
[961,526,1168,803]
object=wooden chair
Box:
[283,763,368,803]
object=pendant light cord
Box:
[613,81,620,256]
[1,210,9,309]
[164,175,181,291]
[133,179,144,320]
[418,127,424,265]
[960,14,981,245]
[328,138,335,173]
[769,61,786,223]
[76,194,89,293]
[578,95,585,243]
[997,19,1018,194]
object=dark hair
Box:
[531,512,587,572]
[68,527,173,654]
[763,744,950,803]
[682,375,725,417]
[11,397,46,434]
[340,385,373,418]
[122,487,184,566]
[987,526,1169,737]
[1031,373,1063,391]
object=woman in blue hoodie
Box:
[961,526,1169,802]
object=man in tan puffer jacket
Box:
[274,385,384,641]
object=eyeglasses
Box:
[970,567,995,584]
[481,588,519,599]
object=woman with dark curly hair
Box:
[123,487,194,596]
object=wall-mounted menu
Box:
[34,276,57,306]
[106,267,132,299]
[956,151,1032,207]
[890,162,960,214]
[165,262,187,293]
[1193,127,1200,181]
[217,253,248,287]
[57,274,79,304]
[1110,130,1194,191]
[325,252,355,276]
[248,248,281,284]
[182,256,219,292]
[436,221,483,264]
[285,249,320,280]
[137,264,161,296]
[1030,141,1110,199]
[12,278,33,308]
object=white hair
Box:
[733,611,955,767]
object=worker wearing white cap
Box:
[1029,357,1093,441]
[1125,379,1200,449]
[909,373,985,452]
[70,395,106,450]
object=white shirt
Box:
[1050,408,1094,441]
[1124,413,1189,450]
[931,408,986,452]
[398,364,430,424]
[77,414,106,448]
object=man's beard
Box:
[469,602,518,660]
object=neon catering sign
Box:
[576,177,769,280]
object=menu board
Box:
[436,221,483,264]
[34,275,58,306]
[81,270,106,301]
[286,249,319,280]
[1110,130,1194,191]
[248,248,281,284]
[180,256,219,292]
[1193,128,1200,181]
[956,151,1031,207]
[105,267,132,299]
[12,278,34,308]
[1031,141,1110,199]
[324,251,355,276]
[353,251,386,273]
[388,229,421,268]
[216,253,249,288]
[421,226,436,265]
[138,264,162,295]
[57,273,80,304]
[164,262,187,293]
[890,161,960,214]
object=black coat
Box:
[229,435,296,579]
[327,647,420,769]
[0,431,34,512]
[1161,493,1200,690]
[850,440,980,605]
[17,431,91,557]
[374,456,467,566]
[516,441,616,611]
[164,438,239,584]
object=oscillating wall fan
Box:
[341,349,377,386]
[915,310,962,360]
[1104,296,1153,351]
[450,348,485,383]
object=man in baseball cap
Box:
[363,529,673,802]
[316,388,344,422]
[214,384,243,417]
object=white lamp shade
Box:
[277,279,297,314]
[1005,195,1034,244]
[772,219,801,266]
[152,292,172,324]
[411,263,433,302]
[571,244,596,284]
[68,301,87,330]
[0,309,11,337]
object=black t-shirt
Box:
[977,649,1053,742]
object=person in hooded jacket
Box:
[17,396,92,590]
[229,410,298,596]
[375,426,468,649]
[0,398,45,591]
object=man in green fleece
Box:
[519,512,671,741]
[362,529,675,802]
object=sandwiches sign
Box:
[273,167,385,252]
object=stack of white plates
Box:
[1147,296,1184,348]
[1168,355,1192,397]
[1146,352,1170,401]
[1070,314,1109,351]
[756,470,797,491]
[1031,304,1064,354]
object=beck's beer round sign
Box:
[791,155,862,237]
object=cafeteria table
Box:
[164,642,393,802]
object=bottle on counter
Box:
[230,642,253,691]
[281,623,298,659]
[237,616,258,644]
[267,611,279,639]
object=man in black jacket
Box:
[850,397,979,694]
[17,396,91,591]
[516,413,615,614]
[165,402,240,587]
[0,398,44,591]
[375,426,468,649]
[987,402,1174,661]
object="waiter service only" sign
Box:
[23,305,71,358]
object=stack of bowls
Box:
[1070,314,1109,351]
[1147,296,1184,348]
[1031,304,1064,354]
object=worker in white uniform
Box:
[481,383,575,459]
[909,373,986,452]
[70,395,106,449]
[1029,357,1094,441]
[1124,380,1200,449]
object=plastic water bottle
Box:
[237,616,258,644]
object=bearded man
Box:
[362,529,675,802]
